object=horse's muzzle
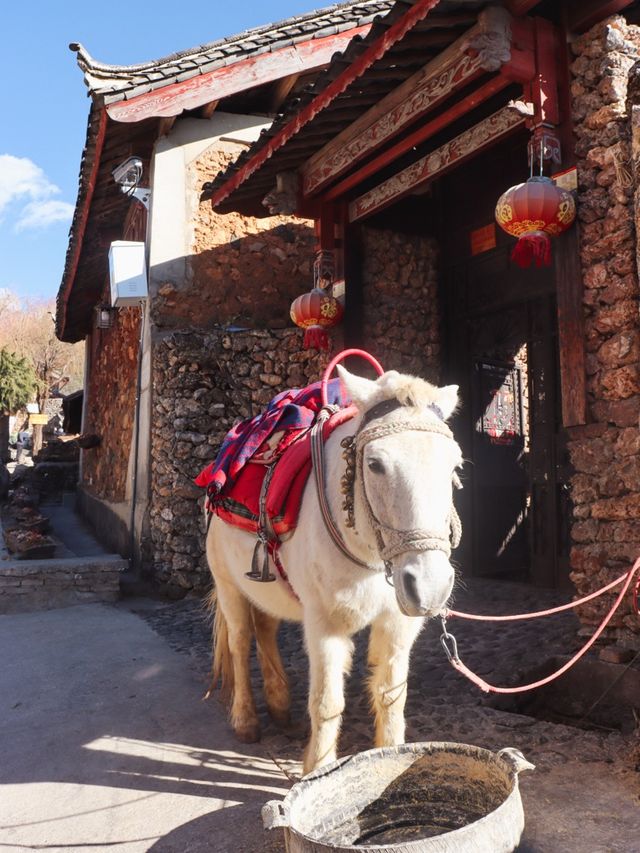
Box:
[393,552,454,618]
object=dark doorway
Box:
[439,135,570,588]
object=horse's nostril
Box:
[403,571,420,606]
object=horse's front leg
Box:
[303,619,354,775]
[368,611,424,748]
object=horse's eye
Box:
[367,457,385,475]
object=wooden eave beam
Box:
[199,99,219,119]
[157,116,176,136]
[323,75,512,202]
[505,0,541,15]
[269,74,300,113]
[567,0,634,34]
[348,104,525,222]
[106,25,372,123]
[303,8,533,198]
[210,0,444,210]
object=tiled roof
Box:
[70,1,394,104]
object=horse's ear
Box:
[435,384,459,421]
[336,365,378,409]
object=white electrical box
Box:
[108,241,148,307]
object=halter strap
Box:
[311,400,462,572]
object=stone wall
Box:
[568,16,640,645]
[149,328,334,596]
[152,146,316,331]
[360,227,441,381]
[82,308,141,502]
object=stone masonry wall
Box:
[360,227,441,382]
[83,308,141,502]
[568,16,640,645]
[149,329,334,595]
[153,146,316,331]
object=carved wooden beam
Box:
[324,74,511,202]
[303,7,529,198]
[348,105,525,222]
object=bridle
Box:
[310,398,462,577]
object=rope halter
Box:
[311,398,462,573]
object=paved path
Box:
[1,581,638,852]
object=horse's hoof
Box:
[235,723,261,743]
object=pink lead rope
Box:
[440,558,640,694]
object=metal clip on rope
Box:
[439,616,459,663]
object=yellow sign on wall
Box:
[29,414,48,425]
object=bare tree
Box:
[0,292,84,455]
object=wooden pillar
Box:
[553,14,587,427]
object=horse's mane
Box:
[367,370,451,413]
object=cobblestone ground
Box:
[134,579,640,851]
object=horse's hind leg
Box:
[368,612,424,748]
[252,607,291,727]
[215,575,261,743]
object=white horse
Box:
[206,367,462,774]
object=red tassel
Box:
[511,232,551,269]
[303,325,329,350]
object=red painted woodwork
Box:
[304,8,520,197]
[58,108,108,341]
[323,75,510,202]
[211,0,443,210]
[532,17,560,127]
[107,27,371,123]
[348,106,525,222]
[568,0,634,34]
[505,0,541,14]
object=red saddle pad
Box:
[212,406,357,536]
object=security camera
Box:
[112,156,144,188]
[112,156,150,210]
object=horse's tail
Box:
[203,586,234,703]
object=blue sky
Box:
[1,0,316,302]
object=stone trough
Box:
[262,742,534,852]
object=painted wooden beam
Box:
[210,0,444,210]
[303,7,518,197]
[348,105,525,222]
[505,0,541,14]
[323,74,511,202]
[567,0,634,34]
[157,116,176,136]
[57,108,108,342]
[107,27,371,123]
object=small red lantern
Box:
[495,176,576,269]
[290,287,343,350]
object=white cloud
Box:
[0,154,74,232]
[15,199,74,232]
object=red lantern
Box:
[495,176,576,269]
[290,287,343,350]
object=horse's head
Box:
[338,366,462,618]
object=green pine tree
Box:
[0,348,36,463]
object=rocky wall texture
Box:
[82,309,140,502]
[568,16,640,645]
[360,227,440,382]
[149,328,334,595]
[153,146,316,331]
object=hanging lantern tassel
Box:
[495,176,576,269]
[511,230,551,269]
[303,325,330,351]
[290,288,343,351]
